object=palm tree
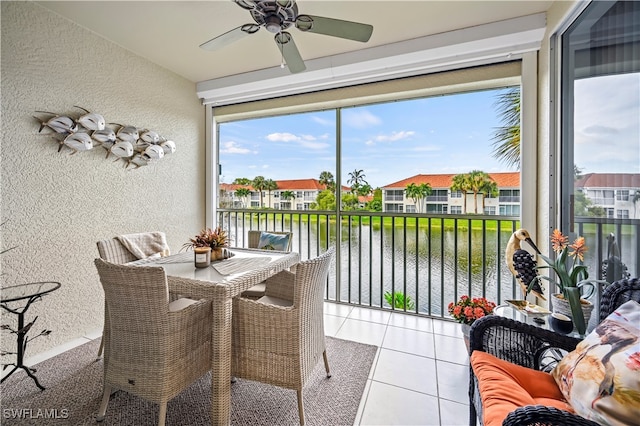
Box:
[280,190,295,209]
[233,177,252,185]
[235,187,251,208]
[319,171,335,192]
[479,178,498,213]
[491,87,520,169]
[633,190,640,219]
[450,173,471,213]
[468,170,495,214]
[405,182,432,213]
[252,176,266,208]
[264,179,278,208]
[356,183,372,197]
[347,169,368,195]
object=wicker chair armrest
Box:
[168,299,211,340]
[234,295,295,317]
[232,297,297,352]
[263,270,296,301]
[168,299,211,328]
[469,316,581,370]
[503,405,600,426]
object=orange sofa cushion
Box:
[471,350,574,426]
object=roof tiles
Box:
[383,172,520,189]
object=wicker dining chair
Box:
[95,232,170,358]
[94,259,211,426]
[231,247,334,426]
[468,277,640,426]
[246,230,293,251]
[241,230,293,299]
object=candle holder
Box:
[194,246,211,268]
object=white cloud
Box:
[220,141,255,154]
[365,130,416,145]
[342,110,382,129]
[574,73,639,173]
[265,132,329,150]
[312,116,334,126]
[266,132,299,142]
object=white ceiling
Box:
[36,1,555,84]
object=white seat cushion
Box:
[242,283,266,297]
[169,297,199,312]
[257,295,293,307]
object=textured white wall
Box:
[1,2,205,357]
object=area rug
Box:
[0,337,377,425]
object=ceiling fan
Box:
[200,0,373,74]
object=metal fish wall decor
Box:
[33,106,176,170]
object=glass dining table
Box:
[129,247,300,425]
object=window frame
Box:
[209,57,539,240]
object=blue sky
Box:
[219,87,518,189]
[219,77,639,189]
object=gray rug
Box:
[0,337,377,425]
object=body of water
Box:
[221,212,638,318]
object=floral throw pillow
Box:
[257,232,291,251]
[551,300,640,425]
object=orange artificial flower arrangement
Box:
[533,229,605,335]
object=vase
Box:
[211,248,224,261]
[461,323,471,353]
[550,293,593,333]
[549,312,574,335]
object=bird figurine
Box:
[506,229,546,300]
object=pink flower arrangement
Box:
[448,295,496,325]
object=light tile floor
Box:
[19,302,472,426]
[325,302,471,426]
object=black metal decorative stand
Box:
[1,281,61,390]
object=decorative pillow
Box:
[257,232,290,251]
[551,300,640,425]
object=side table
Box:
[1,281,61,390]
[495,304,581,338]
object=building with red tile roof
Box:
[219,171,639,217]
[382,172,521,215]
[220,173,525,214]
[574,173,640,219]
[219,179,350,210]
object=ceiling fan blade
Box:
[200,25,257,51]
[295,15,373,42]
[275,32,306,74]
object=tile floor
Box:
[21,301,472,426]
[324,302,471,426]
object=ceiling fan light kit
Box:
[200,0,373,74]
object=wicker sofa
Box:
[468,277,640,426]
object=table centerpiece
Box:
[183,226,229,261]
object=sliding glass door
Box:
[559,0,640,281]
